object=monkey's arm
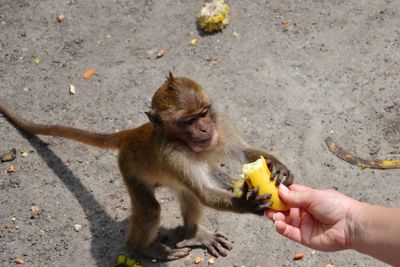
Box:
[209,168,237,191]
[176,167,270,215]
[200,182,271,215]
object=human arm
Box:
[349,201,400,266]
[265,184,400,266]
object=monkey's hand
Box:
[232,182,272,215]
[268,160,294,187]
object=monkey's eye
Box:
[199,108,209,117]
[182,117,197,126]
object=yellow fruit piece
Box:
[189,38,198,46]
[197,0,230,33]
[241,156,289,211]
[113,254,143,267]
[233,180,244,198]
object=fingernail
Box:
[279,183,289,194]
[272,213,279,221]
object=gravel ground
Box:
[1,1,399,266]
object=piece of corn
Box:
[241,156,289,211]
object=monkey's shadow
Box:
[21,131,172,267]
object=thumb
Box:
[279,184,313,207]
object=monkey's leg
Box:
[125,180,190,261]
[175,190,233,257]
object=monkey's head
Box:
[146,72,218,153]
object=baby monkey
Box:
[0,73,293,260]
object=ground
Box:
[1,0,399,266]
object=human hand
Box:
[265,184,358,251]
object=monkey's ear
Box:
[166,71,176,90]
[145,111,164,132]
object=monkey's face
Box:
[148,73,219,152]
[177,106,218,153]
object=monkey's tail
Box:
[0,100,123,149]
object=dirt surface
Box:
[1,1,399,266]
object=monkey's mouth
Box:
[188,132,218,152]
[193,137,211,145]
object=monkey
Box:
[0,72,294,261]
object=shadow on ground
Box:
[18,130,170,266]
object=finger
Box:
[264,209,276,220]
[207,243,220,258]
[300,211,315,243]
[287,207,302,228]
[258,202,272,211]
[274,172,283,186]
[248,187,259,200]
[213,241,228,257]
[215,232,229,240]
[278,187,314,207]
[272,212,285,221]
[256,193,271,202]
[216,237,233,250]
[270,165,278,178]
[176,239,201,248]
[274,220,302,244]
[240,182,249,200]
[242,181,249,193]
[287,184,313,192]
[283,172,294,186]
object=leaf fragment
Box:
[83,68,95,79]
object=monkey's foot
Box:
[140,242,191,261]
[176,226,233,257]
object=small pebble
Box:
[194,256,202,264]
[293,252,304,260]
[281,18,289,25]
[156,50,165,58]
[56,14,65,22]
[1,148,16,162]
[69,85,76,95]
[30,205,40,214]
[74,224,82,232]
[6,165,16,174]
[15,258,25,264]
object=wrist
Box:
[344,198,366,250]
